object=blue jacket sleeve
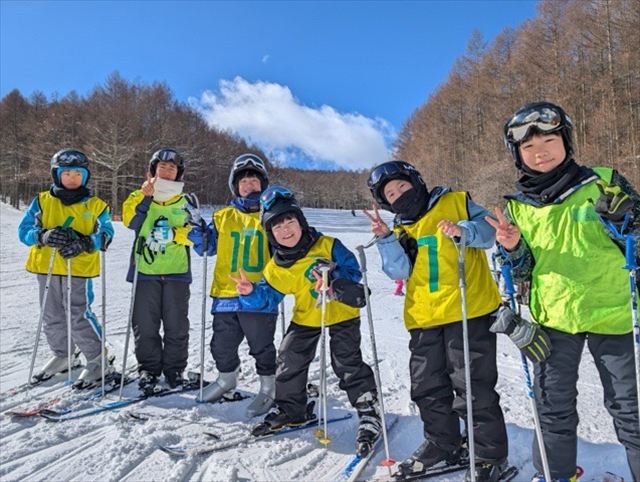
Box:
[188,221,218,256]
[457,196,496,249]
[90,208,115,251]
[376,232,411,280]
[239,279,284,312]
[18,196,42,247]
[128,196,153,232]
[331,239,362,283]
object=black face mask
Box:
[390,186,428,221]
[50,185,91,206]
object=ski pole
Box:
[501,260,552,481]
[199,225,208,402]
[28,216,74,385]
[119,237,143,399]
[601,213,640,426]
[100,241,107,399]
[316,266,331,445]
[356,245,395,470]
[449,232,475,482]
[279,299,286,339]
[66,258,72,385]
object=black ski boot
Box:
[465,459,517,482]
[251,401,316,437]
[165,371,186,389]
[354,391,382,457]
[394,439,465,480]
[138,371,162,396]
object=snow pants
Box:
[132,280,190,378]
[210,311,277,375]
[409,314,508,463]
[275,317,377,420]
[38,274,102,361]
[533,328,640,481]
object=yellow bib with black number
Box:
[395,191,500,330]
[263,236,359,327]
[137,196,190,276]
[211,207,270,297]
[25,192,108,278]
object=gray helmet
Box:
[149,148,185,180]
[228,154,269,196]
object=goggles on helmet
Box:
[152,149,181,163]
[260,185,295,211]
[235,155,266,171]
[367,161,415,189]
[505,105,566,144]
[55,150,89,167]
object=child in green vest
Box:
[488,101,639,482]
[122,148,193,394]
[18,149,115,388]
[365,160,510,482]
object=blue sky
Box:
[1,0,537,170]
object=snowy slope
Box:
[0,202,630,481]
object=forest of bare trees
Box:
[1,0,638,215]
[396,0,639,206]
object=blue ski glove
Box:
[490,306,552,363]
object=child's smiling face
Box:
[518,133,566,173]
[271,216,302,248]
[59,170,84,189]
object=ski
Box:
[159,413,354,457]
[373,462,519,482]
[340,415,399,482]
[4,371,135,418]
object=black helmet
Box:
[228,153,269,196]
[50,149,91,186]
[149,148,185,181]
[259,185,307,231]
[504,101,573,168]
[367,160,426,211]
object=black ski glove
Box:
[490,306,552,363]
[59,234,94,259]
[595,180,634,223]
[39,227,72,248]
[331,278,369,308]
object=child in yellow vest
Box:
[488,101,639,482]
[365,160,509,481]
[232,186,382,458]
[18,149,115,388]
[122,148,193,394]
[188,154,278,418]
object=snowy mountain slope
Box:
[0,202,630,481]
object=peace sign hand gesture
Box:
[363,204,390,237]
[229,268,254,295]
[485,208,521,251]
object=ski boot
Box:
[202,369,238,403]
[394,439,466,480]
[165,371,187,389]
[531,468,582,482]
[246,375,275,418]
[73,350,116,389]
[32,350,82,383]
[138,370,162,396]
[251,401,317,437]
[354,391,382,457]
[465,459,517,482]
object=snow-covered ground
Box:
[0,202,631,481]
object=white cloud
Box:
[261,54,270,63]
[191,77,392,170]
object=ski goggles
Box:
[367,161,415,189]
[152,149,183,166]
[235,154,266,171]
[260,185,295,210]
[56,150,89,167]
[505,106,564,144]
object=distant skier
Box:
[365,160,510,481]
[351,209,356,217]
[18,149,115,387]
[122,149,193,394]
[490,101,640,482]
[189,154,278,418]
[232,185,381,458]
